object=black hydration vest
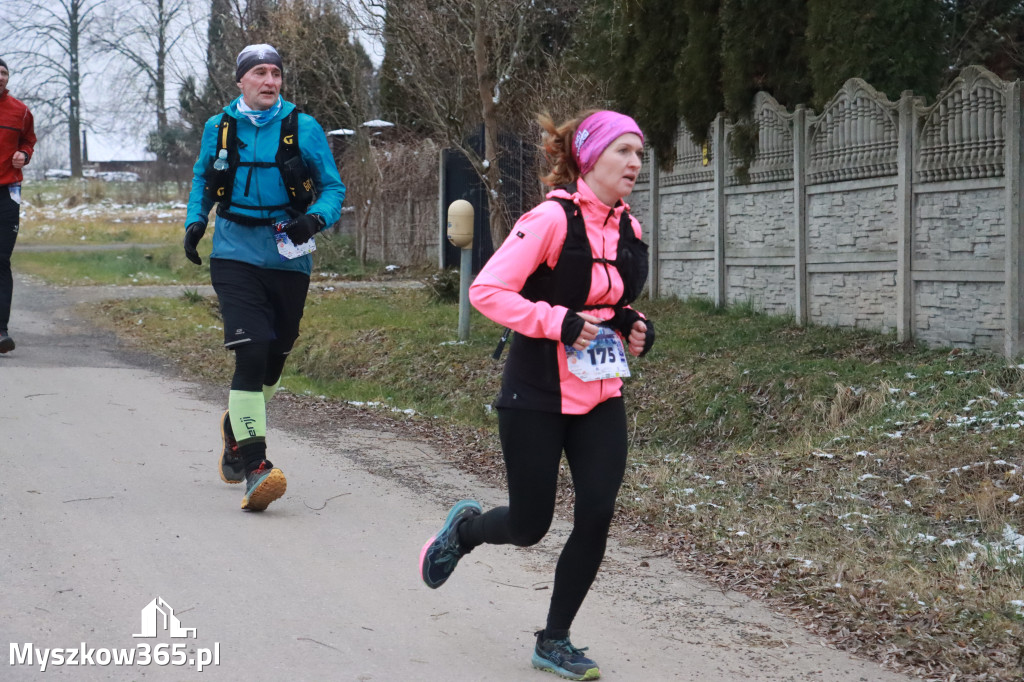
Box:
[493,184,649,359]
[520,185,649,310]
[203,109,316,226]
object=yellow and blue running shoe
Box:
[532,631,601,680]
[240,460,286,511]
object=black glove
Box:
[608,308,655,356]
[639,318,655,356]
[285,213,322,245]
[608,308,641,338]
[183,222,207,265]
[561,311,586,345]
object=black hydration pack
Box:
[520,184,649,310]
[493,183,649,358]
[203,109,316,226]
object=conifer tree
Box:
[676,0,722,147]
[720,0,810,116]
[806,0,945,106]
[625,0,692,163]
[944,0,1024,80]
[574,0,694,167]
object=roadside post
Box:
[447,200,474,341]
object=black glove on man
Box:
[285,213,323,245]
[183,222,207,265]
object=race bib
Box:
[565,326,630,382]
[9,183,21,205]
[274,222,316,261]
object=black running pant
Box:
[459,398,628,633]
[0,188,20,331]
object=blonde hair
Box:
[537,110,599,187]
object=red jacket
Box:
[0,90,36,186]
[470,178,647,415]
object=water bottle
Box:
[213,149,229,171]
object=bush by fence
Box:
[337,135,440,268]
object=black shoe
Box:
[219,411,244,484]
[532,631,600,680]
[240,460,287,511]
[0,332,14,354]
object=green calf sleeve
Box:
[228,389,266,445]
[263,378,282,403]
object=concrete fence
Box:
[631,66,1024,357]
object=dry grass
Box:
[20,179,187,245]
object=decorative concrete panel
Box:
[917,67,1009,182]
[914,281,1005,351]
[727,265,795,316]
[663,127,714,186]
[807,79,899,185]
[808,186,898,254]
[628,187,650,228]
[913,188,1005,261]
[808,272,897,332]
[661,259,715,300]
[726,190,794,250]
[661,190,715,252]
[726,93,794,185]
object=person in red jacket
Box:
[0,57,36,354]
[419,110,654,681]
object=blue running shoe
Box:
[532,631,601,680]
[419,499,481,588]
[240,460,287,511]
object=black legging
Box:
[459,397,628,633]
[229,340,291,391]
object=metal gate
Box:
[441,127,536,272]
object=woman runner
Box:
[419,109,655,680]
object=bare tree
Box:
[92,0,195,137]
[363,0,581,244]
[1,0,101,177]
[270,0,374,132]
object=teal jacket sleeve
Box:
[298,113,345,224]
[185,116,220,228]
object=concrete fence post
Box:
[1005,80,1023,358]
[649,161,660,299]
[793,105,808,325]
[713,114,727,308]
[896,91,916,343]
[438,149,447,269]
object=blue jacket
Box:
[186,97,346,274]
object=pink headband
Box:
[572,111,644,177]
